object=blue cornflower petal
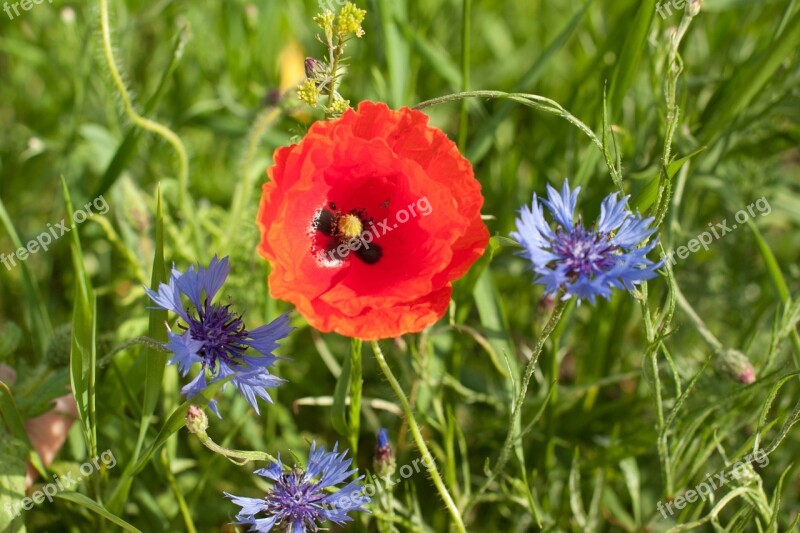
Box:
[611,214,658,248]
[510,198,559,270]
[215,365,285,415]
[165,331,203,376]
[228,442,369,532]
[181,370,208,400]
[207,399,221,419]
[144,273,189,321]
[542,180,580,232]
[236,515,280,533]
[320,479,369,525]
[174,264,203,310]
[377,428,390,449]
[596,193,630,234]
[145,256,293,417]
[254,458,284,481]
[224,493,267,516]
[174,255,231,309]
[201,255,231,301]
[512,180,661,303]
[243,312,295,358]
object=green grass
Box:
[1,0,800,531]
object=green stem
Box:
[325,38,344,118]
[161,451,198,533]
[97,336,169,368]
[471,293,567,509]
[371,341,466,533]
[544,315,561,473]
[415,91,603,155]
[457,0,471,150]
[99,0,189,215]
[195,430,277,465]
[349,339,363,458]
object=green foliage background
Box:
[1,0,799,531]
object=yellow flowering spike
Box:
[337,2,366,38]
[297,79,319,108]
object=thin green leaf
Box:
[55,492,142,533]
[699,9,800,142]
[62,177,98,463]
[466,0,593,163]
[0,198,53,358]
[0,434,28,533]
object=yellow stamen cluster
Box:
[338,214,363,239]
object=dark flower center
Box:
[185,299,248,372]
[550,225,619,279]
[310,201,383,265]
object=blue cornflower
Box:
[374,428,395,478]
[145,255,293,417]
[511,180,661,303]
[225,441,370,532]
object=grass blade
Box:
[699,9,800,143]
[55,492,142,533]
[0,198,53,358]
[62,177,98,466]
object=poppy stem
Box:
[349,339,363,459]
[468,291,568,512]
[371,341,466,533]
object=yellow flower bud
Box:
[329,98,351,116]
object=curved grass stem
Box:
[99,0,190,215]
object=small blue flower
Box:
[225,441,370,532]
[511,180,661,304]
[145,255,293,417]
[374,428,395,478]
[376,428,390,450]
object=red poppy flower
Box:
[256,101,489,340]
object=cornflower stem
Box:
[544,320,562,473]
[469,291,567,511]
[370,341,466,533]
[193,429,277,465]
